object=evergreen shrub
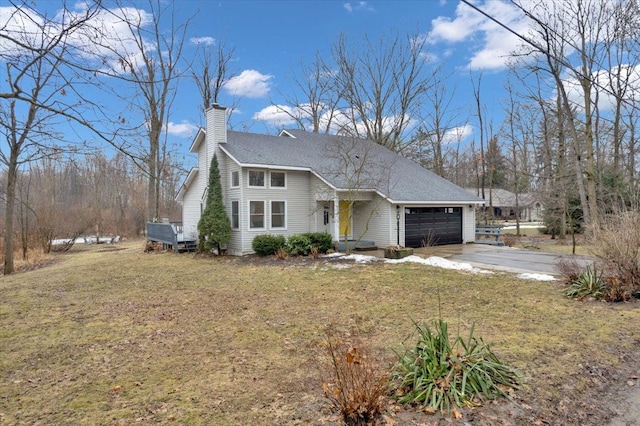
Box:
[252,234,286,256]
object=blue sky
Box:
[1,1,554,167]
[172,1,525,150]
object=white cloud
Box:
[252,105,301,127]
[190,36,215,46]
[0,6,42,55]
[560,64,640,113]
[428,0,531,71]
[165,121,199,138]
[343,1,376,13]
[443,124,473,144]
[224,69,273,98]
[428,1,483,43]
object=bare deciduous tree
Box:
[330,31,433,152]
[192,39,236,113]
[0,1,101,274]
[275,52,341,133]
[93,0,190,222]
[409,67,460,177]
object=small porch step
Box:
[337,240,377,252]
[178,240,197,252]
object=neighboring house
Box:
[177,105,484,255]
[466,188,544,221]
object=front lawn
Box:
[1,240,638,425]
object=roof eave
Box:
[188,128,206,153]
[388,199,486,205]
[175,167,199,202]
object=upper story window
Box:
[231,171,240,188]
[270,171,286,188]
[248,170,265,188]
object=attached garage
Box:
[404,207,462,247]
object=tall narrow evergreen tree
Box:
[197,154,231,253]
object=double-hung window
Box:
[271,201,286,229]
[231,171,240,188]
[231,201,239,229]
[249,201,265,229]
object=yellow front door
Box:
[339,200,352,239]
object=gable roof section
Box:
[189,128,206,153]
[176,167,199,202]
[220,129,482,204]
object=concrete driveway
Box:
[415,244,594,275]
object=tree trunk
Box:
[147,126,159,222]
[580,71,599,228]
[4,152,18,275]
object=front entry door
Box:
[339,200,352,240]
[316,201,334,234]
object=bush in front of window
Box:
[302,232,333,254]
[285,234,313,256]
[252,234,286,256]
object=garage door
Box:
[405,207,462,247]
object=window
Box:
[231,201,239,229]
[231,171,239,188]
[249,201,264,229]
[271,201,286,228]
[248,170,265,187]
[270,171,286,188]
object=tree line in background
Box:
[1,0,639,274]
[0,153,181,259]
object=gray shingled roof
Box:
[465,188,538,207]
[221,129,483,204]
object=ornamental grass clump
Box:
[393,319,519,414]
[563,265,606,299]
[321,329,389,426]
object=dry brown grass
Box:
[1,239,639,425]
[1,245,60,275]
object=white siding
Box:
[352,195,393,247]
[224,158,243,255]
[240,169,314,254]
[181,171,203,241]
[463,205,476,243]
[309,175,334,233]
[311,174,335,201]
[182,138,210,240]
[182,107,228,249]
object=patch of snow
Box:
[331,263,352,270]
[341,254,378,263]
[385,255,491,274]
[517,273,556,281]
[50,235,120,245]
[321,252,346,258]
[50,238,74,246]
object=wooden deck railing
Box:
[147,222,181,252]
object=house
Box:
[176,105,484,255]
[466,188,544,221]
